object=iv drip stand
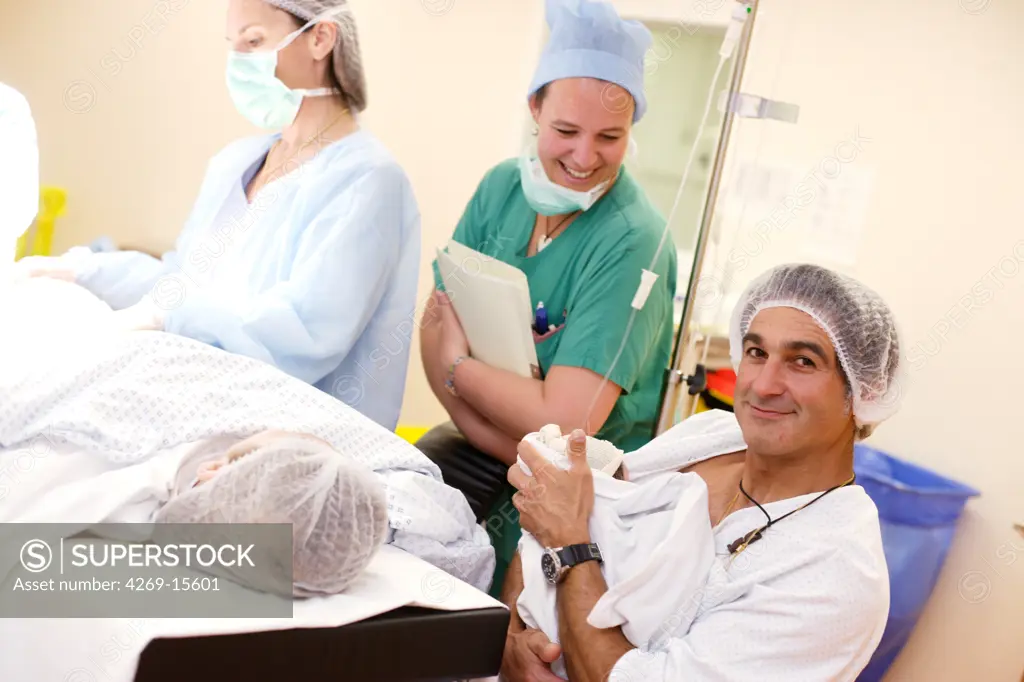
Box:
[653,0,761,437]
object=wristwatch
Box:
[542,543,602,585]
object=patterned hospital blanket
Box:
[0,331,495,591]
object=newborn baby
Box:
[515,426,718,679]
[155,430,390,597]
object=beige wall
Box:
[1,1,1021,680]
[708,1,1023,680]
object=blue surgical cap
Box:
[527,0,653,122]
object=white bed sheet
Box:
[0,278,504,680]
[0,279,495,590]
[0,278,505,679]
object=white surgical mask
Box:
[518,142,610,216]
[226,9,345,130]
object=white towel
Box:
[515,410,747,678]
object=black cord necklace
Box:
[726,474,857,556]
[537,211,580,252]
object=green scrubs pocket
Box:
[532,326,564,378]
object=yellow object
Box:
[16,187,67,260]
[395,426,430,444]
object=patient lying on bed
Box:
[0,276,495,594]
[155,430,390,598]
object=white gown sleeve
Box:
[610,549,889,682]
[71,249,175,311]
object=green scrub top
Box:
[433,158,677,452]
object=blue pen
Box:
[534,301,548,335]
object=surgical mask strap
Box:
[276,6,350,54]
[254,7,350,99]
[293,87,337,97]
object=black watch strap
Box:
[557,543,603,568]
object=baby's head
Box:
[156,431,389,597]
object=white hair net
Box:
[155,436,389,597]
[729,263,905,439]
[264,0,367,113]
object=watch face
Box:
[542,551,560,584]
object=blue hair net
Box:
[527,0,653,122]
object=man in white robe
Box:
[501,263,906,682]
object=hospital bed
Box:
[0,281,507,681]
[0,545,509,682]
[135,604,508,681]
[0,276,510,680]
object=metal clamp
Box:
[718,91,800,124]
[686,364,708,396]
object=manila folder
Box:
[436,241,539,379]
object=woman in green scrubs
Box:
[417,0,677,593]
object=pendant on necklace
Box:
[538,235,552,252]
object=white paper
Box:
[721,159,874,268]
[797,167,874,267]
[437,241,538,377]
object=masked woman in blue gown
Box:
[22,0,421,431]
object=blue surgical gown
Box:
[71,130,422,431]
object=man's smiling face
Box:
[734,307,855,457]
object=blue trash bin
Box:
[853,444,981,682]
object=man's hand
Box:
[501,627,563,682]
[508,429,594,548]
